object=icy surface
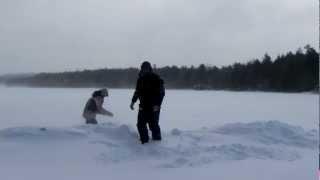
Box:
[0,86,317,180]
[0,86,317,130]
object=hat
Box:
[141,61,152,72]
[100,88,108,97]
[92,88,108,97]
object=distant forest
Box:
[1,45,319,92]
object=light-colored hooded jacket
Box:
[82,96,113,121]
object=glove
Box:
[153,106,160,112]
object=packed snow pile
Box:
[213,120,318,149]
[0,121,316,168]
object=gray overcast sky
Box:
[0,0,318,74]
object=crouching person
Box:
[83,88,114,124]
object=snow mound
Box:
[0,121,315,168]
[79,123,136,140]
[92,124,302,167]
[214,120,317,149]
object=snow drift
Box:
[214,120,317,148]
[0,121,316,168]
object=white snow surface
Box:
[0,86,318,180]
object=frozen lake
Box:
[0,85,318,180]
[0,86,318,130]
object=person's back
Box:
[83,97,99,123]
[136,72,164,109]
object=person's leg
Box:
[149,110,161,140]
[137,110,149,144]
[86,119,98,124]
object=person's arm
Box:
[156,78,165,106]
[159,78,165,105]
[153,78,165,112]
[130,78,141,110]
[96,98,114,117]
[98,107,114,117]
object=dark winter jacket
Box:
[131,72,165,110]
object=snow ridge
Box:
[0,121,316,168]
[214,120,317,149]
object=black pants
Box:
[137,109,161,143]
[86,119,98,124]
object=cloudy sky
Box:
[0,0,318,74]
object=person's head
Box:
[139,61,153,76]
[92,88,108,98]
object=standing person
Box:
[130,61,165,144]
[83,88,113,124]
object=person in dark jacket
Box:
[130,61,165,144]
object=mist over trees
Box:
[2,45,319,92]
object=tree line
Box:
[3,45,319,92]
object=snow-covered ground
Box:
[0,86,318,180]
